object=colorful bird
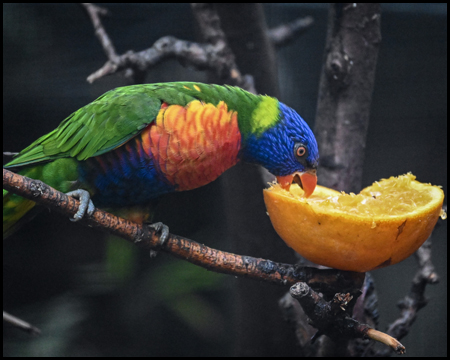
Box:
[3,82,319,242]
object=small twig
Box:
[3,311,41,335]
[268,16,314,46]
[366,328,405,355]
[83,3,256,92]
[384,236,439,346]
[290,282,406,355]
[414,235,439,285]
[81,3,118,61]
[86,37,254,90]
[82,4,313,91]
[3,168,364,294]
[3,152,18,157]
[348,231,441,356]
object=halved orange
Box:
[263,173,446,272]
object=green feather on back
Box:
[5,82,275,169]
[6,87,162,167]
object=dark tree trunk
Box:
[211,3,302,357]
[279,4,382,357]
[214,3,279,97]
[315,3,381,192]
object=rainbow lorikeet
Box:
[3,82,319,242]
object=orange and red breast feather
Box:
[142,100,241,191]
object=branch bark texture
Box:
[315,3,381,192]
[289,282,405,355]
[3,168,364,294]
[83,3,256,92]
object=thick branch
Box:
[3,168,364,294]
[314,4,381,192]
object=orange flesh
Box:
[264,173,446,272]
[279,173,444,218]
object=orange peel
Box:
[263,173,446,272]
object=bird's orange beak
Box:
[276,170,317,198]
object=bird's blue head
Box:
[240,101,319,197]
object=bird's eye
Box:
[295,143,307,159]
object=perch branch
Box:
[3,168,364,295]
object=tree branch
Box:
[268,16,314,47]
[382,236,439,351]
[81,3,118,62]
[290,282,406,355]
[3,168,364,295]
[82,3,256,92]
[314,3,381,192]
[82,4,314,93]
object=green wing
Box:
[5,82,260,168]
[5,86,163,168]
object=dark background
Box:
[3,3,447,356]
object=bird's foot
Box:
[147,222,169,258]
[66,189,95,221]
